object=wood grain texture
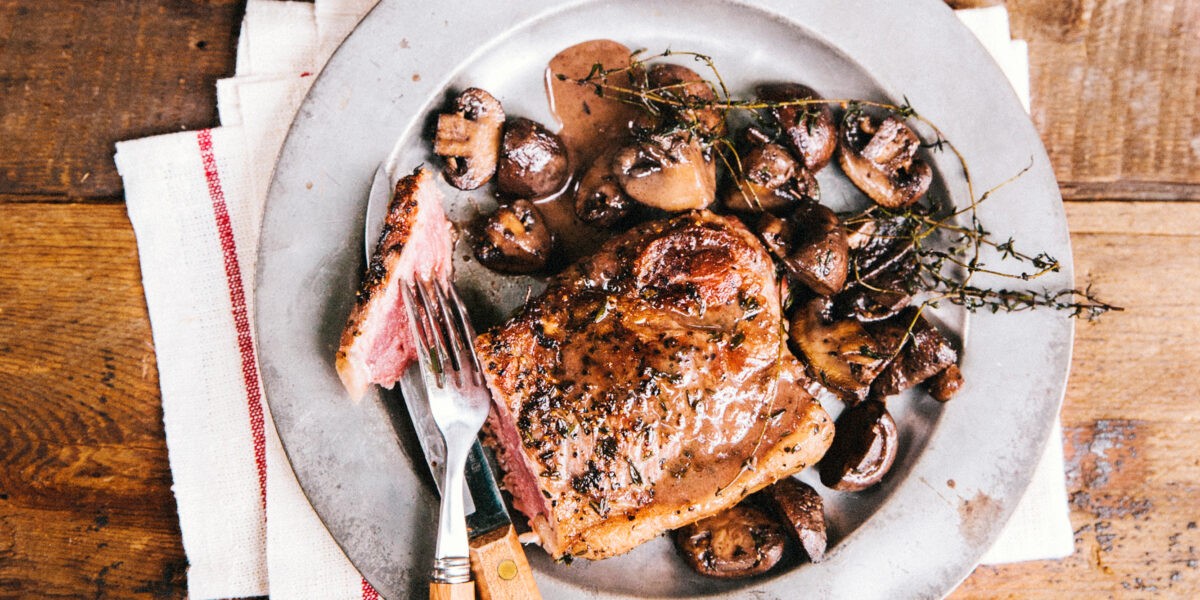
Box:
[469,525,542,600]
[0,0,241,199]
[1010,0,1200,197]
[429,581,475,600]
[952,202,1200,598]
[0,202,186,598]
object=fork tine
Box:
[399,278,439,388]
[415,277,456,388]
[444,282,485,385]
[431,281,471,381]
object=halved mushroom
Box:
[758,478,827,562]
[722,134,819,213]
[473,199,553,273]
[866,308,959,399]
[674,505,786,579]
[496,117,569,198]
[836,259,915,322]
[757,201,848,296]
[846,213,918,283]
[818,400,899,491]
[434,88,506,190]
[788,297,889,404]
[613,131,716,212]
[573,152,633,227]
[756,83,837,172]
[838,115,932,208]
[647,63,724,136]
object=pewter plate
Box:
[255,1,1074,598]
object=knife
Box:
[367,163,541,600]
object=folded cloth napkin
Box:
[114,2,1072,598]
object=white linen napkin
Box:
[113,2,1071,598]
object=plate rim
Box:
[255,1,1074,598]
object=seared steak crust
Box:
[336,168,453,401]
[477,211,834,559]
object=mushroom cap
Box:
[837,115,932,208]
[673,505,787,579]
[724,139,820,213]
[818,400,898,492]
[496,117,570,198]
[434,88,505,190]
[757,201,849,296]
[759,478,827,563]
[647,63,724,136]
[613,132,716,212]
[787,296,889,403]
[756,82,837,172]
[837,260,915,322]
[473,199,553,273]
[574,151,633,227]
[866,307,958,398]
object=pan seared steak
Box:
[336,168,454,401]
[476,211,834,560]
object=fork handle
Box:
[470,524,542,600]
[430,581,474,600]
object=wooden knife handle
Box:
[468,524,542,600]
[430,581,475,600]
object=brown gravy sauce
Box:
[534,40,643,264]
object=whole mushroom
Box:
[496,117,569,198]
[722,132,819,213]
[756,200,849,296]
[613,131,716,212]
[574,151,633,227]
[647,63,724,136]
[838,115,932,208]
[473,199,553,274]
[433,88,505,190]
[756,83,837,172]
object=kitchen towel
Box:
[113,2,1072,598]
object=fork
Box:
[401,277,491,600]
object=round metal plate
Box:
[255,1,1073,598]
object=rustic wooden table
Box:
[1,0,1197,597]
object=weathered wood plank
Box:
[0,506,187,599]
[0,0,242,198]
[1,0,1198,202]
[0,202,184,598]
[1010,0,1200,196]
[953,201,1200,597]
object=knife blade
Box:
[367,162,541,599]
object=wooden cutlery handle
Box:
[469,524,542,600]
[430,581,475,600]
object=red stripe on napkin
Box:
[361,577,380,600]
[197,128,269,512]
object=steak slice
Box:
[336,168,454,401]
[476,211,834,560]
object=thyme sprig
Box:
[553,48,1120,321]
